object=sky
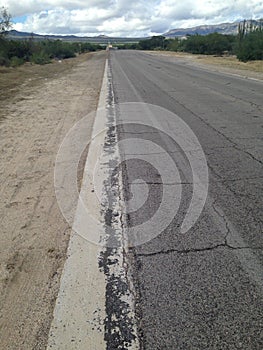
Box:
[1,0,263,37]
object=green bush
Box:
[136,33,235,55]
[118,43,139,50]
[0,55,9,66]
[166,38,180,51]
[30,51,51,65]
[42,40,76,59]
[138,36,166,50]
[179,33,235,55]
[0,37,103,67]
[6,40,32,60]
[237,29,263,62]
[10,56,24,67]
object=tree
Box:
[138,36,167,50]
[237,28,263,62]
[0,7,12,36]
[237,19,263,61]
[166,38,180,51]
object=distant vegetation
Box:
[120,20,263,62]
[0,7,262,65]
[0,38,104,66]
[236,20,263,61]
[0,8,103,67]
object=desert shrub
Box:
[0,55,9,66]
[42,40,76,59]
[236,29,263,61]
[118,43,139,49]
[10,55,24,66]
[166,38,180,51]
[0,37,104,66]
[80,42,105,53]
[30,51,51,65]
[138,36,167,50]
[179,33,235,55]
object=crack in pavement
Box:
[136,244,263,258]
[145,74,263,166]
[136,198,262,258]
[211,199,232,246]
[126,181,193,185]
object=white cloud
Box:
[1,0,263,36]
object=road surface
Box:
[109,50,263,349]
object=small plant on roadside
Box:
[10,56,24,67]
[0,55,10,66]
[30,51,51,65]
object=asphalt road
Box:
[109,50,263,349]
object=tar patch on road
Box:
[98,68,137,350]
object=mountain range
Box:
[6,30,144,43]
[164,19,262,37]
[6,19,262,42]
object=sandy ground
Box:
[0,51,106,349]
[147,51,263,80]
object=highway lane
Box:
[109,50,263,349]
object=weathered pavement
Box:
[110,50,263,349]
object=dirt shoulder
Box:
[147,51,263,80]
[0,51,106,349]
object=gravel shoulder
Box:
[0,51,106,349]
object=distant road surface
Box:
[110,50,263,349]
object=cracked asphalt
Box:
[110,51,263,349]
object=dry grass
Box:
[148,51,263,75]
[0,53,95,103]
[193,54,263,73]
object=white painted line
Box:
[47,58,139,349]
[47,60,109,350]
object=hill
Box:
[164,19,262,37]
[6,30,144,44]
[6,19,263,43]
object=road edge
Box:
[47,56,139,349]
